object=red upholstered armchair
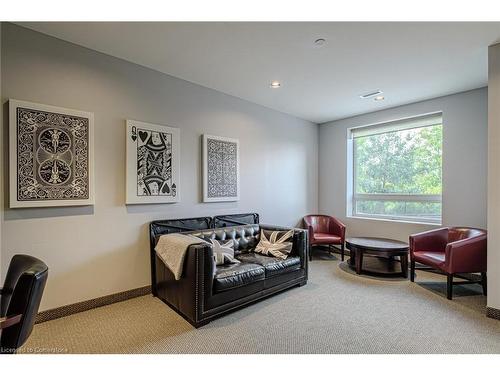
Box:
[409,227,487,300]
[303,215,346,261]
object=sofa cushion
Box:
[213,262,265,292]
[237,253,301,278]
[313,233,342,244]
[413,251,446,269]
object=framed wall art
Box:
[9,99,94,208]
[126,120,180,204]
[202,134,240,202]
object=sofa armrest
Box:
[305,224,314,245]
[409,227,449,255]
[446,235,487,274]
[154,242,214,325]
[292,228,308,269]
[189,243,215,278]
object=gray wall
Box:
[1,23,319,310]
[487,43,500,310]
[319,88,488,241]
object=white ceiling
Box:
[18,22,500,123]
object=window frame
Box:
[346,112,443,225]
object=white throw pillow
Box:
[254,229,294,259]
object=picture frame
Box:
[9,99,95,208]
[126,119,180,204]
[202,134,240,202]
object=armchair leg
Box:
[481,272,487,296]
[410,259,415,282]
[341,243,345,261]
[447,274,453,300]
[309,244,313,261]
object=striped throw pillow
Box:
[254,229,294,259]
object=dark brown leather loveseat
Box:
[150,222,308,327]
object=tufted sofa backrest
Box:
[187,224,261,254]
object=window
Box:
[348,113,443,224]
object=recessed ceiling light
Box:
[360,90,383,99]
[314,38,326,46]
[270,81,281,88]
[374,96,385,101]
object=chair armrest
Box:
[409,227,448,255]
[329,217,346,241]
[0,314,22,330]
[446,235,487,274]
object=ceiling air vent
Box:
[359,90,383,99]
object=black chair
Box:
[0,255,48,354]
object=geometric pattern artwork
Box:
[9,99,94,208]
[135,128,174,196]
[126,120,180,204]
[202,134,239,202]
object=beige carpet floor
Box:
[22,255,500,354]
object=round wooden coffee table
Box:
[345,237,409,277]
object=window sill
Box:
[347,214,442,226]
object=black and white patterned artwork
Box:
[203,134,240,202]
[126,120,180,204]
[9,100,94,208]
